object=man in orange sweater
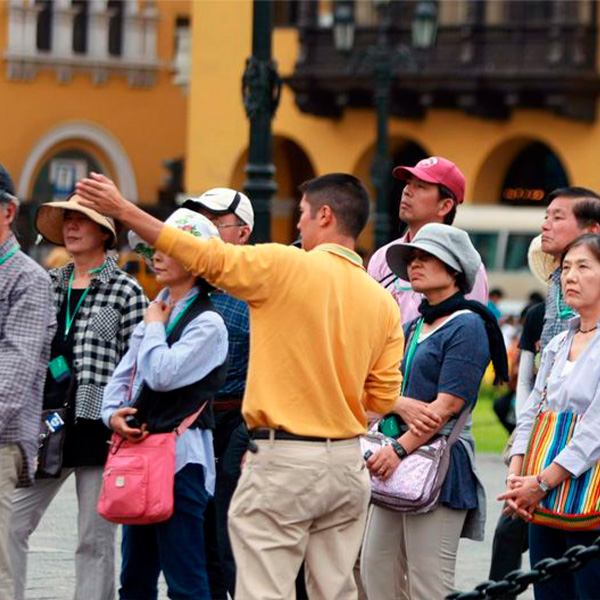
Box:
[77,172,407,600]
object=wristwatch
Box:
[390,440,408,460]
[536,475,552,494]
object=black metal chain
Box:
[446,535,600,600]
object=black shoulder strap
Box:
[165,293,216,346]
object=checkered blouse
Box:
[50,254,148,420]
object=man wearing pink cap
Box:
[368,156,489,323]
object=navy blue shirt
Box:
[210,292,249,397]
[402,311,490,510]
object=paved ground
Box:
[25,454,533,599]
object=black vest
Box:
[133,293,228,433]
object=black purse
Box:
[36,376,76,479]
[36,408,68,478]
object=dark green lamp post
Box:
[241,0,282,243]
[333,0,437,249]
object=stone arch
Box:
[18,121,138,202]
[472,137,570,205]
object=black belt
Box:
[250,429,356,443]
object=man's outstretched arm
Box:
[76,173,163,246]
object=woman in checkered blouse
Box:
[9,195,147,600]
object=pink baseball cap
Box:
[392,156,466,204]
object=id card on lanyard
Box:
[49,266,102,382]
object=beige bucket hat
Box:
[527,234,555,287]
[35,194,117,249]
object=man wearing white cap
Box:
[368,156,489,324]
[180,188,252,599]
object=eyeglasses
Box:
[214,223,244,230]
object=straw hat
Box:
[35,194,117,249]
[527,234,555,287]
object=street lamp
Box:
[333,0,437,249]
[242,1,282,243]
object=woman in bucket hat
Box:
[361,223,508,600]
[102,208,228,599]
[9,194,148,600]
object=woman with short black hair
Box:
[361,223,507,600]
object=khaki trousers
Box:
[361,503,467,600]
[0,444,22,600]
[228,437,370,600]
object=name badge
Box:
[45,412,65,433]
[49,355,71,383]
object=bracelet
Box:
[390,439,408,459]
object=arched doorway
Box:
[230,136,316,244]
[31,148,104,203]
[18,121,138,202]
[500,142,569,206]
[472,137,570,205]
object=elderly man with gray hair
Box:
[0,164,55,598]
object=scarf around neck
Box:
[418,292,509,385]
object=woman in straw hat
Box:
[361,223,508,600]
[9,194,147,600]
[102,208,228,599]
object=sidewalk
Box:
[25,454,532,599]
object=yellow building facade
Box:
[187,0,600,263]
[0,0,190,226]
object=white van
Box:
[453,205,547,303]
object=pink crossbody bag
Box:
[97,366,207,525]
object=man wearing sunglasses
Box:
[0,165,55,598]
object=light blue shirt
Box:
[102,287,228,495]
[512,317,600,477]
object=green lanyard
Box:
[401,318,424,394]
[393,278,413,293]
[65,265,104,338]
[556,286,576,320]
[165,293,199,335]
[0,243,19,267]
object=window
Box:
[72,0,89,55]
[470,232,499,270]
[108,0,124,57]
[36,0,53,52]
[505,234,536,271]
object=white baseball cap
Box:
[182,188,254,231]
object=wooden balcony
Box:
[285,1,600,122]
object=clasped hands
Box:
[497,474,547,521]
[366,396,443,481]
